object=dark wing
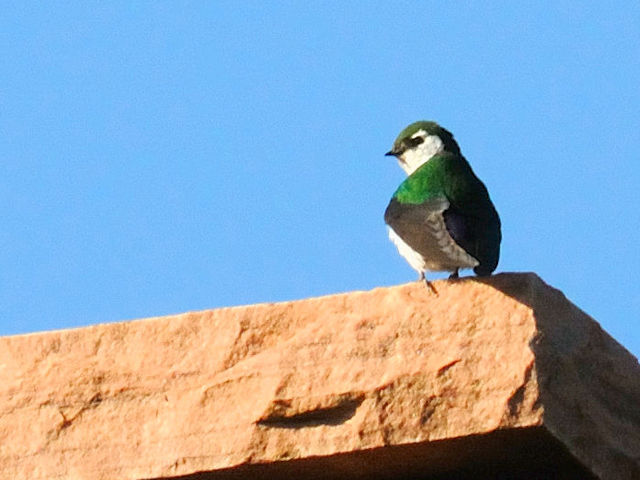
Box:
[384,197,459,268]
[443,185,501,276]
[441,204,499,275]
[384,197,450,226]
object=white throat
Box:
[397,132,444,175]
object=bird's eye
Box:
[410,136,424,147]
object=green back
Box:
[392,152,492,218]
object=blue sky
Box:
[2,2,639,358]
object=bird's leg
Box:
[449,269,459,280]
[418,271,438,294]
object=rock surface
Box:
[0,273,638,479]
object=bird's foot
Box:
[448,269,459,280]
[418,272,438,294]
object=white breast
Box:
[388,227,428,273]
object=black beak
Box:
[385,150,398,157]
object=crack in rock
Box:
[256,392,365,429]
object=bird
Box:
[383,121,501,289]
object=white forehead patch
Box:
[398,130,444,175]
[411,129,428,139]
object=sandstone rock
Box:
[0,273,638,479]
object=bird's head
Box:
[385,121,461,175]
